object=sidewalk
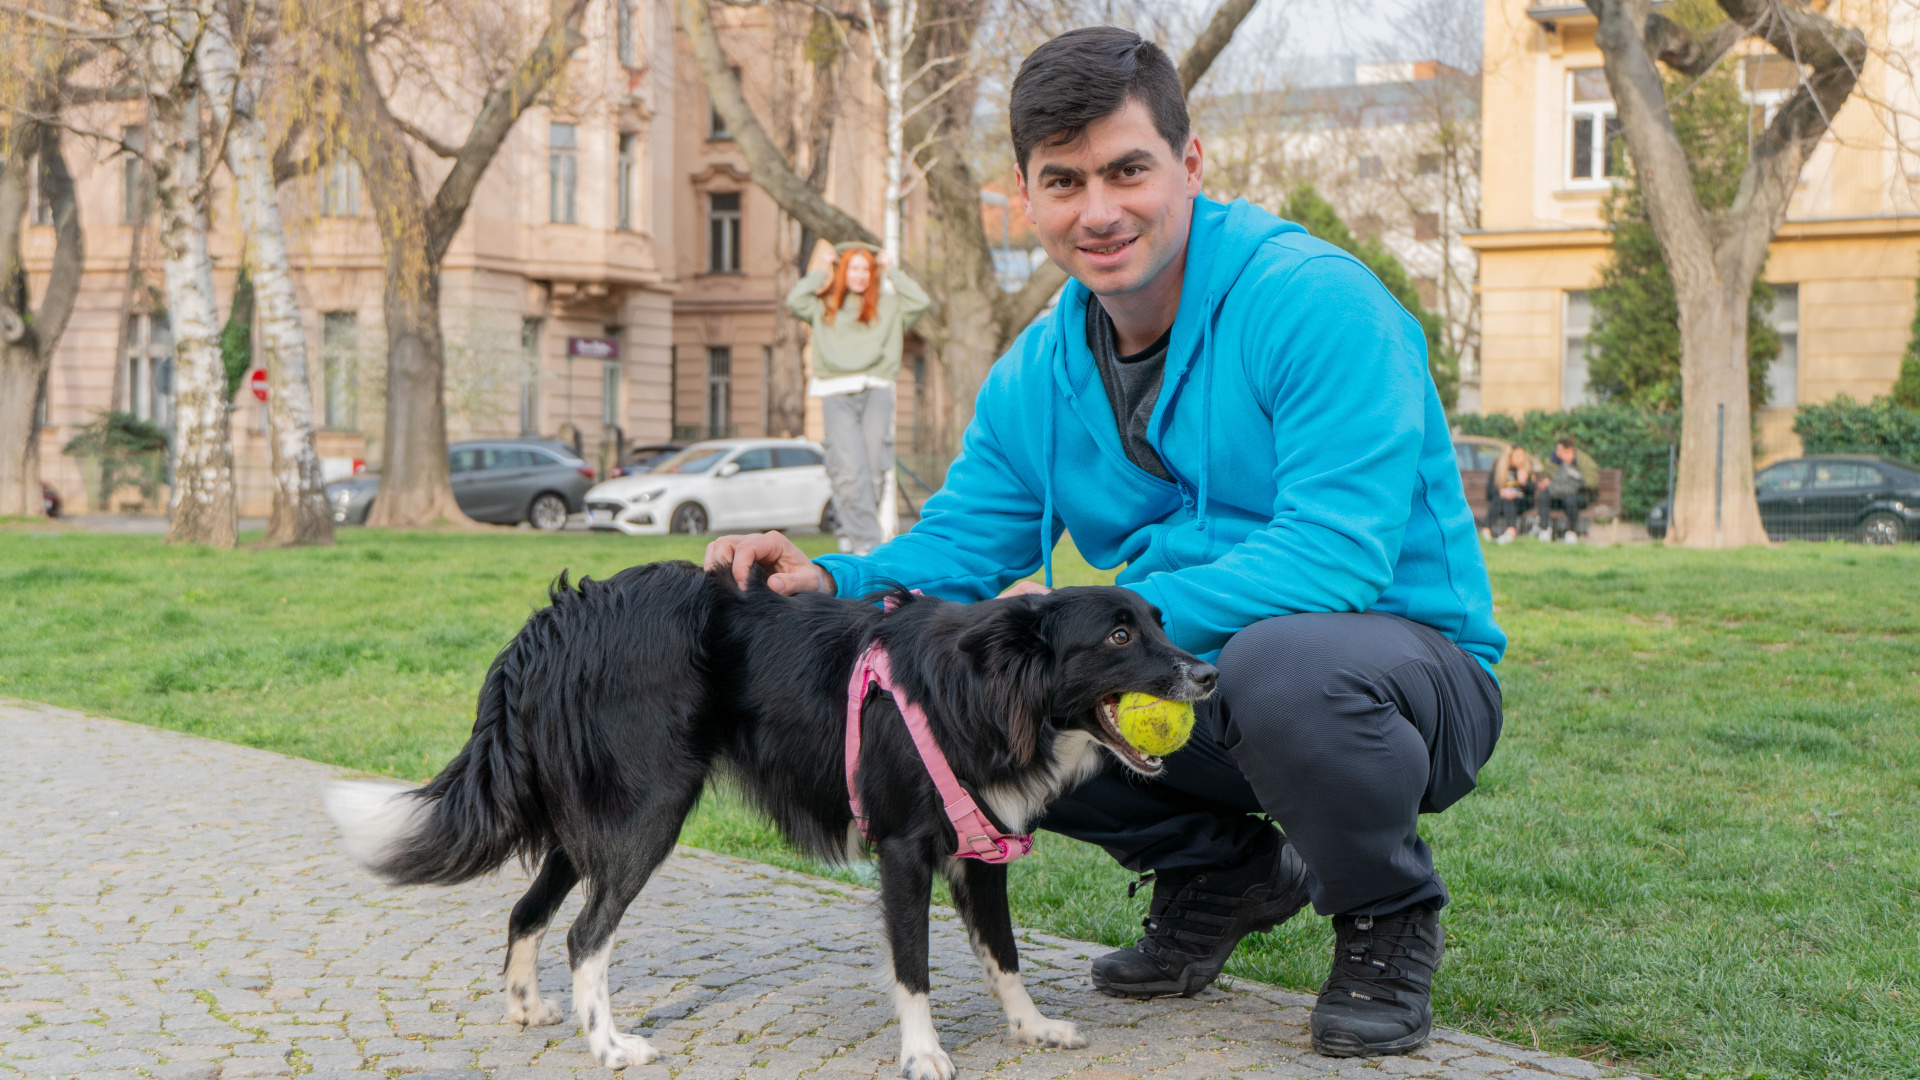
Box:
[0,702,1628,1080]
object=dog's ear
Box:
[958,597,1052,765]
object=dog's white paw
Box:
[591,1029,659,1071]
[506,996,565,1027]
[1010,1014,1087,1049]
[899,1046,956,1080]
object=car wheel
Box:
[1857,511,1906,546]
[670,502,709,535]
[818,499,838,535]
[529,493,570,532]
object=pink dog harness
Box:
[844,641,1034,864]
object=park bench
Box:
[1463,467,1623,533]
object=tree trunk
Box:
[153,92,237,549]
[1668,278,1767,547]
[0,111,82,517]
[199,21,334,545]
[367,271,464,526]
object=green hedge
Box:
[1793,396,1920,463]
[1452,404,1679,520]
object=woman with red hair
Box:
[786,242,930,554]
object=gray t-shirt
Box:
[1087,299,1173,482]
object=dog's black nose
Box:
[1187,662,1218,692]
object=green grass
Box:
[2,526,1916,1078]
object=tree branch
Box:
[1644,13,1742,78]
[676,0,879,247]
[270,119,312,185]
[31,122,83,364]
[390,114,461,159]
[423,0,592,262]
[1177,0,1258,94]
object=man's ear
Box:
[958,597,1052,765]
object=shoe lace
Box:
[1321,911,1441,1005]
[1134,871,1253,964]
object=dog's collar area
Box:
[844,642,1035,865]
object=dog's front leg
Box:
[947,860,1087,1049]
[878,840,953,1080]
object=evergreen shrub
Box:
[1792,396,1920,463]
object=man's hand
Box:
[704,532,836,596]
[998,580,1051,598]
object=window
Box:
[731,448,773,472]
[708,191,741,273]
[1755,463,1808,494]
[1356,155,1384,179]
[1562,290,1593,409]
[615,0,639,68]
[1567,68,1624,185]
[1412,212,1440,241]
[706,346,732,437]
[773,446,823,468]
[450,448,481,473]
[1414,152,1442,176]
[549,123,578,224]
[709,72,739,139]
[1415,275,1439,309]
[602,359,620,428]
[1765,284,1799,408]
[520,318,542,435]
[1810,462,1882,490]
[122,126,151,224]
[319,159,360,218]
[27,155,53,226]
[322,312,359,431]
[617,132,638,231]
[124,312,174,429]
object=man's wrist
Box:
[813,561,839,596]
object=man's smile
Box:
[1079,235,1139,266]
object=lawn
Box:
[2,525,1916,1079]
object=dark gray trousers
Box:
[1037,612,1502,917]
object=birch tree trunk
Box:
[198,20,334,545]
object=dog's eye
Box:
[1107,627,1132,646]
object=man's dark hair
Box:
[1009,27,1188,175]
[1556,436,1577,449]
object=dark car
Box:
[607,442,687,479]
[327,438,596,530]
[1646,455,1920,544]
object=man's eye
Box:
[1117,166,1144,178]
[1108,628,1132,645]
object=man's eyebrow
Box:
[1036,162,1084,182]
[1100,149,1156,173]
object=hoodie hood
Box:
[1035,194,1303,585]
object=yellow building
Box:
[1466,0,1920,461]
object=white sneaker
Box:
[1496,531,1514,545]
[838,536,853,554]
[1562,532,1579,545]
[1536,529,1553,542]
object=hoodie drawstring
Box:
[1194,293,1217,536]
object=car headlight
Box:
[633,487,667,503]
[329,488,351,506]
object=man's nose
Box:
[1081,181,1124,230]
[1187,662,1218,693]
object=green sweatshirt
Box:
[786,269,930,381]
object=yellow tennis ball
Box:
[1114,692,1195,758]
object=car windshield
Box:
[650,444,730,475]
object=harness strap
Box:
[844,642,1033,864]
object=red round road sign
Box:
[249,368,269,402]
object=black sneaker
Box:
[1310,905,1444,1057]
[1091,828,1311,998]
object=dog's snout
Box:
[1187,661,1218,694]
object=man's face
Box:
[1016,98,1202,298]
[1557,445,1575,464]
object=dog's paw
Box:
[591,1029,660,1071]
[1010,1014,1087,1049]
[899,1047,956,1080]
[506,996,565,1027]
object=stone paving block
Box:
[1,703,1629,1080]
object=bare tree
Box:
[112,0,238,548]
[199,10,333,545]
[678,0,1259,454]
[309,0,591,528]
[1587,0,1865,548]
[0,31,85,519]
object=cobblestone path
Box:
[1,702,1628,1080]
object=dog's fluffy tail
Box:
[324,643,551,886]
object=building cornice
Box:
[1461,226,1610,251]
[1464,213,1920,252]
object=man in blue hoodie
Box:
[706,27,1505,1057]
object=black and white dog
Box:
[324,562,1215,1078]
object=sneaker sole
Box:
[1089,907,1299,1000]
[1310,1026,1432,1058]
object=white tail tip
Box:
[322,780,429,869]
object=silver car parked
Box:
[327,439,597,530]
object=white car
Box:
[583,438,837,536]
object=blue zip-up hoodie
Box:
[818,194,1505,673]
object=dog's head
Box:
[957,586,1215,777]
